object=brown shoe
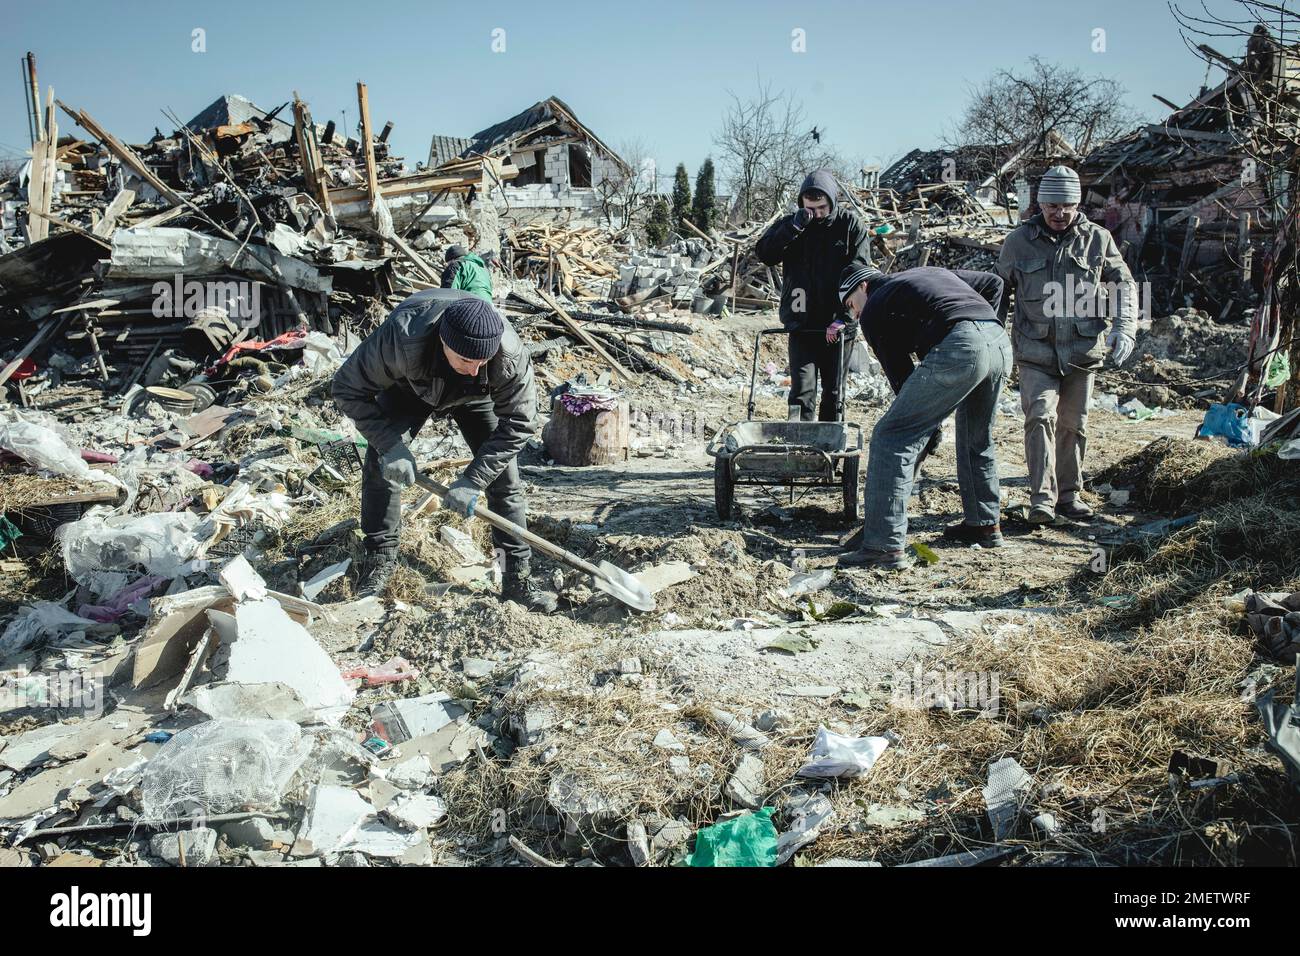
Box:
[1057,500,1094,521]
[1026,506,1055,526]
[941,522,1004,547]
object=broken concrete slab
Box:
[227,597,354,724]
[182,681,314,723]
[0,722,88,771]
[724,753,764,810]
[150,827,218,866]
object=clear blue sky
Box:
[1,0,1256,186]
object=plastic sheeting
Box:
[0,413,123,489]
[0,601,101,658]
[796,726,891,779]
[140,718,313,820]
[57,506,204,587]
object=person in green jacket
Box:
[441,244,493,302]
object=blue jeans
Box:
[861,320,1013,552]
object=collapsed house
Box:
[428,96,635,228]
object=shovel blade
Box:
[593,560,656,612]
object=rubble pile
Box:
[0,85,510,408]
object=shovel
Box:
[413,473,656,613]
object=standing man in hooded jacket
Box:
[756,169,874,422]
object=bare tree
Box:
[594,137,654,232]
[714,80,840,221]
[948,57,1138,185]
[0,157,25,185]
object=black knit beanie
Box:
[439,296,504,360]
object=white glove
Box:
[1106,331,1134,366]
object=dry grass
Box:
[268,469,498,607]
[0,473,88,515]
[1097,436,1297,513]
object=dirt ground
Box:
[5,306,1291,868]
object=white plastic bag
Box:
[796,726,890,778]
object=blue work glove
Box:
[380,442,417,487]
[443,478,481,518]
[1106,330,1135,366]
[792,207,813,231]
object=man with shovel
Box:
[332,289,557,611]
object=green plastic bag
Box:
[1265,352,1291,389]
[687,807,777,867]
[0,515,22,550]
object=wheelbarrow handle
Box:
[413,473,605,580]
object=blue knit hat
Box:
[439,297,504,360]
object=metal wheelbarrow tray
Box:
[705,327,864,521]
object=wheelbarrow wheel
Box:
[714,457,734,521]
[842,454,860,520]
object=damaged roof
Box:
[185,94,295,143]
[427,96,630,175]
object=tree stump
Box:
[542,398,629,466]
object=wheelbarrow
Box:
[705,328,864,521]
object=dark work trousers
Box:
[360,387,530,568]
[788,328,854,422]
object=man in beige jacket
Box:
[997,166,1138,524]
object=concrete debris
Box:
[0,27,1295,873]
[150,827,218,867]
[982,757,1034,840]
[723,753,765,810]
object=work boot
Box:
[1057,499,1094,521]
[357,552,399,597]
[502,563,559,613]
[941,522,1004,548]
[1026,506,1056,526]
[838,548,915,571]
